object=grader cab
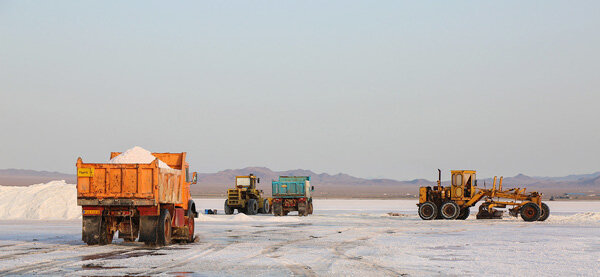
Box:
[417,169,549,222]
[224,174,270,215]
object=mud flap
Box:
[139,216,159,244]
[82,216,102,245]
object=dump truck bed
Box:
[272,176,310,198]
[76,152,188,207]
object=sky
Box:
[1,1,599,180]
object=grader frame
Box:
[418,170,549,222]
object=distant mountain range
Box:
[1,167,598,198]
[0,169,76,186]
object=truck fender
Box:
[188,200,198,218]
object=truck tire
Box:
[298,202,307,216]
[246,199,258,215]
[259,199,270,214]
[520,202,541,222]
[186,206,195,243]
[308,201,313,215]
[457,207,470,220]
[538,202,550,221]
[418,201,437,220]
[273,202,283,216]
[224,200,233,215]
[156,209,172,246]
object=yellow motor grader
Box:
[417,170,549,222]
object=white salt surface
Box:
[0,192,599,276]
[0,181,80,220]
[109,146,170,169]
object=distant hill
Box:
[193,167,431,198]
[1,167,598,198]
[0,169,76,186]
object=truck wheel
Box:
[308,202,313,215]
[418,201,437,220]
[156,209,172,246]
[246,199,258,215]
[258,199,269,214]
[224,200,233,215]
[186,207,195,243]
[538,202,550,221]
[457,207,470,220]
[298,202,307,216]
[440,201,460,220]
[520,202,541,222]
[273,203,283,216]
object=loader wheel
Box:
[156,209,172,246]
[440,201,460,220]
[457,207,470,220]
[246,199,258,215]
[259,199,270,214]
[520,202,541,222]
[537,202,550,222]
[224,200,233,215]
[418,202,437,220]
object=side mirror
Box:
[311,186,315,191]
[192,172,198,184]
[258,178,260,183]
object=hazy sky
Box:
[1,1,599,180]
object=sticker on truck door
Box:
[77,168,94,177]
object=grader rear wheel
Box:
[520,202,541,222]
[418,202,437,220]
[440,201,460,220]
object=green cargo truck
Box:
[271,176,314,216]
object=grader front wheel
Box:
[537,202,550,221]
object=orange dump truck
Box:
[76,151,198,246]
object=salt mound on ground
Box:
[230,213,252,221]
[0,181,80,220]
[109,146,170,169]
[547,212,600,224]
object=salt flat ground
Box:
[0,200,598,276]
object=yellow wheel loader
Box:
[224,174,270,215]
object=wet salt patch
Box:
[109,146,170,169]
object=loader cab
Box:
[236,174,260,190]
[450,170,476,199]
